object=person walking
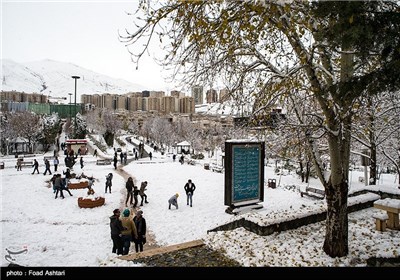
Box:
[93,149,97,157]
[139,181,149,206]
[43,159,52,175]
[53,157,59,172]
[113,156,118,170]
[133,210,147,253]
[105,173,113,193]
[32,159,40,174]
[60,178,73,197]
[62,168,72,190]
[133,185,139,208]
[149,152,152,160]
[184,179,196,207]
[54,174,65,199]
[110,209,124,255]
[120,209,138,255]
[16,158,22,171]
[168,193,179,210]
[80,157,84,169]
[125,177,134,206]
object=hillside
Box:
[1,59,146,103]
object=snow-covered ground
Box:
[1,135,399,267]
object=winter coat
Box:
[168,195,178,204]
[110,215,124,236]
[139,182,147,196]
[184,182,196,195]
[133,216,147,236]
[126,180,134,192]
[133,186,139,196]
[106,174,113,187]
[120,216,138,239]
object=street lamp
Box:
[71,76,80,135]
[68,93,73,120]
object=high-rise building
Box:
[162,96,179,114]
[179,97,195,114]
[191,86,203,105]
[206,88,218,103]
[148,97,162,112]
[219,88,231,103]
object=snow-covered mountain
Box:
[1,59,146,103]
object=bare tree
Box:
[3,111,41,153]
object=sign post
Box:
[224,140,265,214]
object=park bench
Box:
[17,154,36,159]
[44,156,55,161]
[16,160,34,168]
[373,198,400,230]
[96,159,112,165]
[372,212,388,231]
[211,163,223,173]
[300,186,325,199]
[184,158,196,165]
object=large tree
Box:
[122,0,400,257]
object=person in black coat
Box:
[133,210,147,253]
[125,177,134,206]
[113,156,118,170]
[184,179,196,207]
[105,173,113,193]
[110,209,124,255]
[32,159,40,174]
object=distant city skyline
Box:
[2,0,176,91]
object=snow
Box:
[374,198,400,209]
[1,135,400,267]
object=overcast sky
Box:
[1,0,175,91]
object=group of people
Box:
[25,157,60,175]
[125,178,149,207]
[110,208,147,255]
[50,171,73,199]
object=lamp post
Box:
[71,76,80,135]
[68,93,73,120]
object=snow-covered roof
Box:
[11,137,28,143]
[176,141,191,146]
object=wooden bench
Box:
[373,198,400,230]
[18,154,36,159]
[184,158,196,165]
[300,187,325,199]
[372,212,388,231]
[16,161,34,168]
[96,159,112,165]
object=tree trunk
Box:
[305,161,310,184]
[368,97,377,185]
[299,160,305,182]
[323,180,349,257]
[369,143,377,185]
